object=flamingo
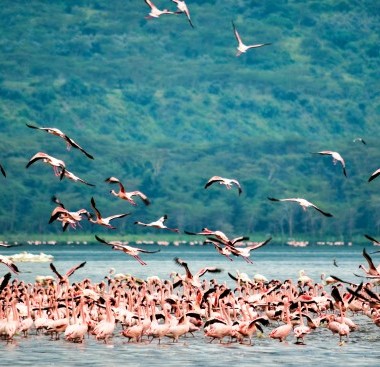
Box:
[61,169,95,186]
[95,235,160,265]
[232,20,271,57]
[105,177,150,206]
[217,236,272,264]
[203,239,234,261]
[205,176,242,195]
[49,261,87,284]
[312,150,347,177]
[65,297,88,343]
[0,255,20,274]
[26,152,66,178]
[353,137,366,145]
[368,168,380,183]
[358,248,380,276]
[26,123,93,159]
[0,163,6,177]
[172,0,194,28]
[134,214,179,232]
[293,302,311,344]
[144,0,176,18]
[93,298,115,343]
[174,257,222,288]
[269,298,293,342]
[268,197,333,217]
[88,197,131,229]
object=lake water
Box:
[1,241,380,366]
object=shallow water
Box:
[1,242,380,366]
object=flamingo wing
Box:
[105,177,125,192]
[369,168,380,182]
[0,164,6,177]
[49,263,63,280]
[0,272,11,293]
[65,261,87,277]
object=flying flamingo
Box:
[205,176,242,195]
[368,168,380,183]
[95,235,160,265]
[0,255,20,274]
[172,0,194,28]
[134,214,179,232]
[26,123,93,159]
[358,248,380,277]
[312,150,347,177]
[105,177,150,206]
[0,163,6,177]
[364,234,380,246]
[26,152,66,178]
[144,0,176,18]
[268,197,333,217]
[232,20,271,57]
[353,137,366,145]
[49,261,87,284]
[61,169,95,186]
[174,257,222,288]
[88,197,131,229]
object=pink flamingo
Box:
[95,235,160,265]
[105,177,150,206]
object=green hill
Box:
[0,0,379,242]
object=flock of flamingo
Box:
[0,0,380,349]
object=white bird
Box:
[135,214,179,232]
[144,0,175,18]
[368,168,380,183]
[312,150,347,177]
[205,176,242,195]
[232,21,271,57]
[268,197,333,217]
[95,235,160,266]
[26,123,93,159]
[172,0,194,28]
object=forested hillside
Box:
[0,0,379,241]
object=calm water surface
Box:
[1,242,380,366]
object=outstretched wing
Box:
[105,176,125,192]
[50,263,63,280]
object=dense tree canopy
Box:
[0,1,379,242]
